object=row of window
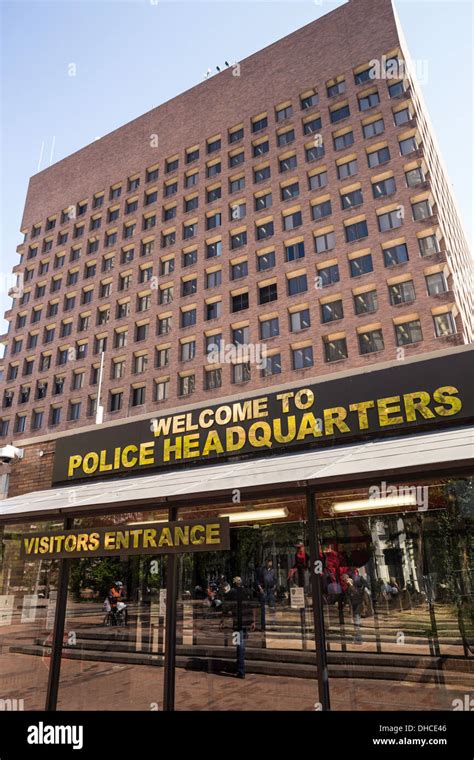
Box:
[0,313,458,437]
[24,85,411,253]
[9,262,449,357]
[9,230,443,349]
[4,283,455,395]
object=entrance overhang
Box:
[0,425,472,522]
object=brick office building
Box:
[0,0,473,713]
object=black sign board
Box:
[19,518,231,560]
[53,350,474,483]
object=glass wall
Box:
[0,519,62,710]
[0,474,471,712]
[174,497,319,710]
[55,510,168,711]
[317,476,474,711]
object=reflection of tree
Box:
[424,479,473,651]
[69,557,124,599]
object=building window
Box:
[308,172,327,191]
[260,317,279,340]
[314,231,335,254]
[287,274,307,296]
[321,300,343,323]
[257,250,275,271]
[205,301,221,320]
[426,271,447,296]
[232,362,251,384]
[256,221,274,240]
[68,401,81,421]
[261,354,281,377]
[327,79,346,98]
[276,103,293,122]
[290,309,310,332]
[231,261,247,280]
[368,146,390,168]
[333,131,353,151]
[156,348,170,368]
[285,241,305,262]
[109,391,123,412]
[229,127,244,143]
[231,292,249,312]
[312,200,332,221]
[207,186,221,203]
[412,200,432,221]
[341,189,363,210]
[358,91,380,111]
[418,235,440,257]
[131,319,148,342]
[281,183,299,201]
[395,319,423,346]
[205,368,222,390]
[378,209,403,232]
[388,281,415,305]
[383,243,409,267]
[345,220,368,243]
[362,118,384,138]
[154,379,169,402]
[254,166,271,183]
[180,341,196,362]
[50,406,61,426]
[179,375,195,397]
[230,231,247,250]
[350,254,373,277]
[354,290,378,315]
[181,309,196,328]
[252,116,268,133]
[433,312,456,337]
[330,104,350,123]
[292,346,313,370]
[279,155,297,173]
[359,329,384,354]
[324,337,348,362]
[206,240,222,259]
[318,264,339,288]
[305,144,325,162]
[14,415,27,434]
[131,386,146,406]
[372,177,396,198]
[337,159,357,180]
[158,316,172,335]
[133,354,148,374]
[301,91,318,110]
[258,283,277,304]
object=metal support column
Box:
[45,515,73,711]
[163,505,178,711]
[306,489,331,710]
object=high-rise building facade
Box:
[0,0,473,716]
[0,0,472,441]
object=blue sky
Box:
[1,0,472,335]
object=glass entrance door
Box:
[174,498,320,711]
[317,477,474,711]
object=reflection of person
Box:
[289,542,310,588]
[256,558,277,629]
[108,581,128,624]
[342,574,367,643]
[221,577,257,679]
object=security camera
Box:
[0,445,24,464]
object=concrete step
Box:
[10,643,474,686]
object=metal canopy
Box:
[0,425,472,521]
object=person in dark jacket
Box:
[221,576,257,678]
[256,558,277,629]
